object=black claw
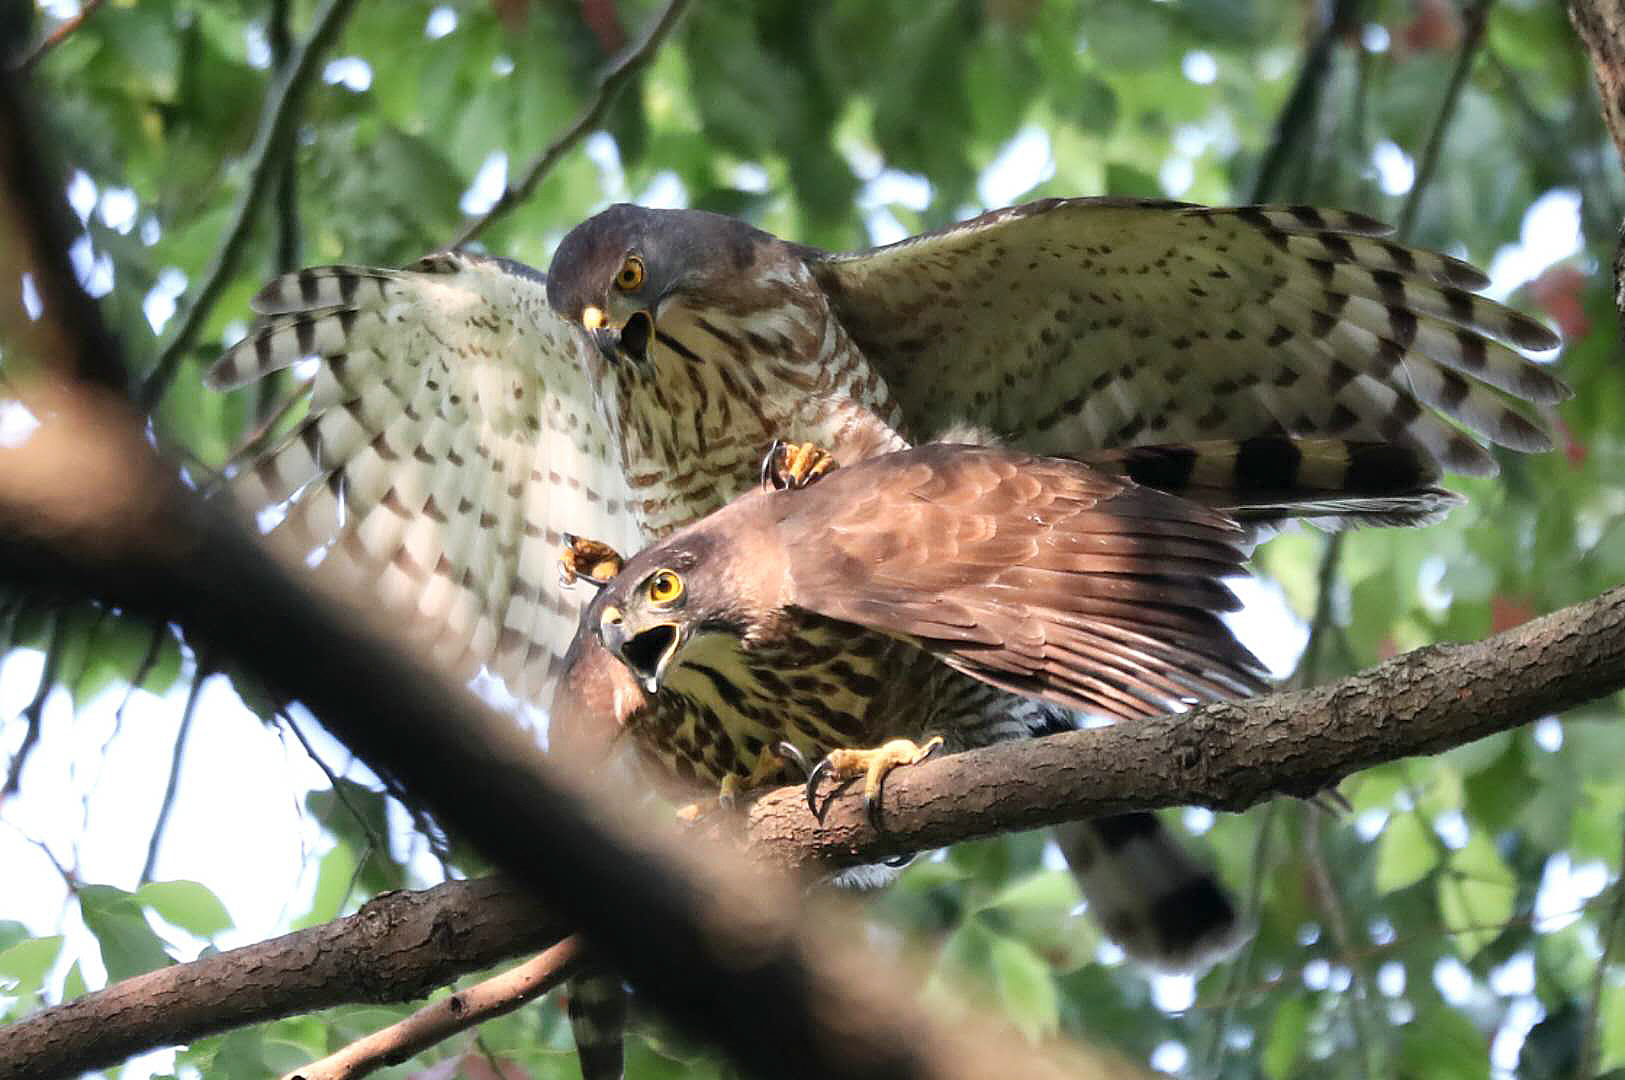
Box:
[864,791,884,833]
[759,440,788,491]
[805,757,832,820]
[775,741,811,780]
[882,851,916,869]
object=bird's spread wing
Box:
[209,252,641,703]
[809,198,1566,473]
[774,445,1269,722]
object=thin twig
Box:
[1303,803,1380,1080]
[1249,0,1365,204]
[278,938,586,1080]
[3,608,64,797]
[1575,824,1625,1079]
[138,0,360,412]
[1202,800,1279,1072]
[0,820,78,899]
[1396,0,1493,239]
[15,0,106,72]
[139,651,213,884]
[268,0,302,277]
[282,711,390,858]
[1195,895,1615,1012]
[112,622,170,732]
[451,0,692,248]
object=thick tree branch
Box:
[1568,0,1625,170]
[739,583,1625,872]
[450,0,691,247]
[0,878,568,1080]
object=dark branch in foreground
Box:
[2,553,1620,1077]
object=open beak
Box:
[588,310,655,366]
[600,612,684,694]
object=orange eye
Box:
[615,255,645,291]
[647,569,683,605]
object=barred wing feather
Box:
[812,198,1565,473]
[208,252,641,703]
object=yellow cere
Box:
[581,305,607,331]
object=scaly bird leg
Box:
[760,439,838,492]
[558,533,625,589]
[805,736,945,830]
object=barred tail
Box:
[566,969,628,1080]
[1082,436,1464,528]
[1053,814,1246,971]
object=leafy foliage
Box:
[4,0,1624,1077]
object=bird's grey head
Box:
[546,204,779,367]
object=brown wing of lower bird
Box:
[765,444,1271,722]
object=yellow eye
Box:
[647,569,683,605]
[614,255,645,291]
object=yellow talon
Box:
[806,736,945,828]
[558,534,625,589]
[761,440,838,492]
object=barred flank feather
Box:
[566,970,628,1080]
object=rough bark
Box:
[1567,0,1625,345]
[281,937,585,1080]
[0,879,566,1080]
[1569,0,1625,169]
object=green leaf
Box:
[1375,812,1439,894]
[1398,1003,1490,1079]
[79,885,173,981]
[989,934,1059,1040]
[137,881,233,938]
[0,936,63,1001]
[1601,980,1625,1074]
[1440,832,1516,957]
[293,843,360,931]
[1261,994,1308,1080]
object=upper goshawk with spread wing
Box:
[210,197,1564,711]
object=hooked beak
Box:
[600,608,684,694]
[586,309,655,366]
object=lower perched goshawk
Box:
[547,439,1460,975]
